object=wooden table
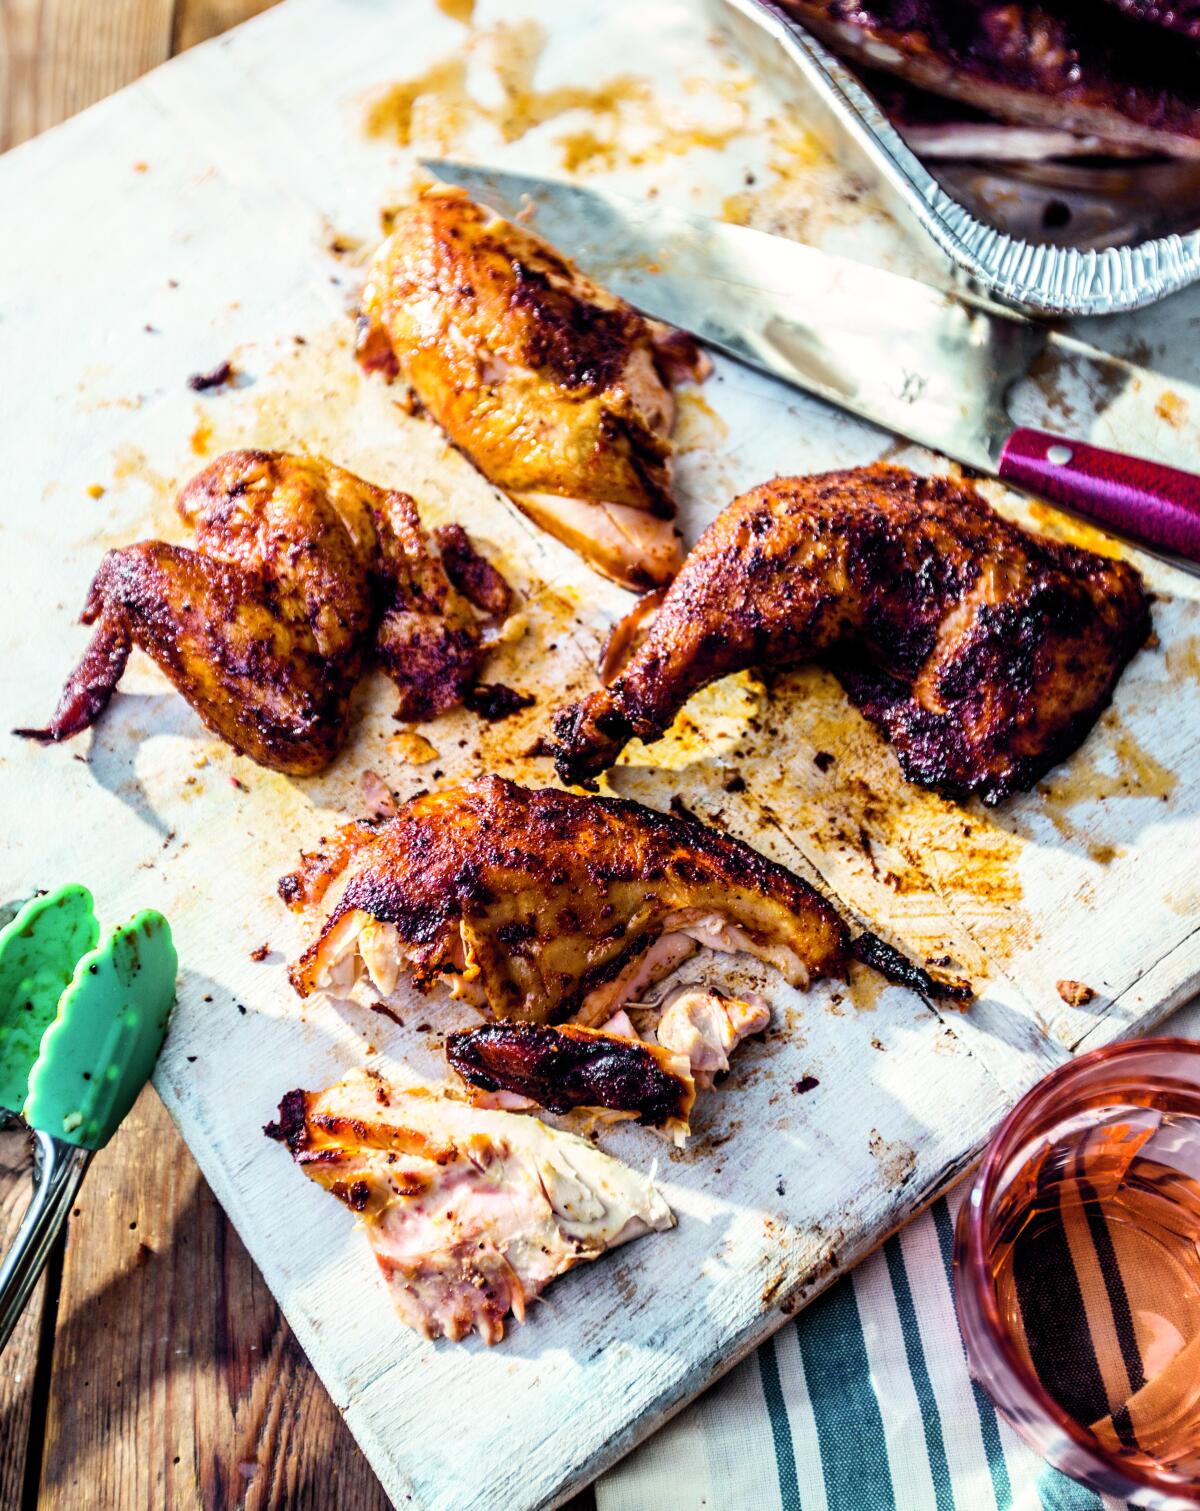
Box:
[0,5,593,1505]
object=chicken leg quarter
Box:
[550,466,1152,803]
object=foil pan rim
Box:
[724,0,1200,318]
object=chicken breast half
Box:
[265,1069,673,1344]
[280,776,849,1023]
[357,189,707,591]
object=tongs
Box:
[0,886,176,1350]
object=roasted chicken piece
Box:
[655,985,772,1090]
[265,1069,673,1344]
[17,450,510,773]
[446,985,770,1141]
[447,1020,697,1133]
[280,775,849,1021]
[551,466,1151,804]
[780,0,1200,157]
[357,189,706,591]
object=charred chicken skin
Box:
[357,189,706,592]
[780,0,1200,157]
[551,466,1151,804]
[266,1069,672,1344]
[18,450,511,773]
[446,1019,697,1130]
[280,775,849,1022]
[446,985,771,1141]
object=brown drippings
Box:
[364,20,747,174]
[847,959,886,1012]
[190,414,214,456]
[1166,635,1200,682]
[1156,390,1188,428]
[672,391,731,453]
[389,730,438,765]
[1035,712,1177,863]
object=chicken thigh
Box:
[551,465,1151,804]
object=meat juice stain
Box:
[1166,634,1200,682]
[672,391,731,453]
[1026,499,1125,560]
[363,19,748,173]
[846,958,886,1012]
[1033,712,1177,864]
[987,1104,1200,1473]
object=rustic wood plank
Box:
[0,1120,48,1509]
[37,1087,392,1510]
[2,0,1196,1505]
[5,7,392,1508]
[0,0,175,152]
[173,0,279,53]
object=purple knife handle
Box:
[998,427,1200,564]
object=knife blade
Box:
[421,160,1200,564]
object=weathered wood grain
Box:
[3,9,397,1511]
[0,0,175,150]
[1,0,1198,1506]
[37,1088,391,1511]
[173,0,278,52]
[0,1122,48,1510]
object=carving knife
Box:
[422,160,1200,565]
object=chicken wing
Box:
[551,466,1151,804]
[265,1069,673,1344]
[356,189,706,591]
[17,450,511,773]
[280,775,849,1021]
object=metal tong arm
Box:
[0,1130,91,1352]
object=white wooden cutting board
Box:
[3,2,1200,1506]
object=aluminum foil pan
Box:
[719,0,1200,317]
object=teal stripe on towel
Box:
[1035,1467,1106,1511]
[796,1278,896,1511]
[758,1333,802,1511]
[884,1233,955,1511]
[931,1198,1014,1511]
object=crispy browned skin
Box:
[282,775,849,1022]
[357,189,705,591]
[551,466,1151,804]
[447,1021,693,1126]
[781,0,1200,156]
[17,451,509,773]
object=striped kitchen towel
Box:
[595,998,1200,1511]
[595,1187,1130,1511]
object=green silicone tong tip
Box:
[0,885,178,1353]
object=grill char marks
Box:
[779,0,1200,157]
[550,465,1151,804]
[283,775,849,1022]
[447,1021,694,1127]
